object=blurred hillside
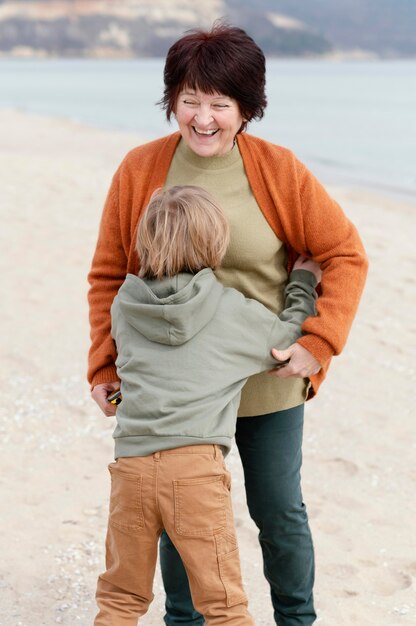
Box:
[231,0,416,57]
[0,0,414,58]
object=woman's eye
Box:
[183,100,198,105]
[214,104,229,109]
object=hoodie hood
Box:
[114,268,223,345]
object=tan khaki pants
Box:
[94,445,254,625]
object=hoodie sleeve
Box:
[262,269,317,368]
[235,269,317,374]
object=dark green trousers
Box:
[160,405,316,626]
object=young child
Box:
[94,185,320,626]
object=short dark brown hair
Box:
[137,186,230,280]
[160,21,267,131]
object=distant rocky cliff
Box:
[0,0,414,58]
[0,0,332,57]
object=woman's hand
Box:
[269,344,321,379]
[91,382,120,417]
[293,255,322,283]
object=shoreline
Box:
[1,110,415,625]
[1,105,415,202]
[2,50,415,61]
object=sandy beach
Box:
[0,109,415,626]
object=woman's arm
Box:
[272,173,368,379]
[87,170,127,392]
[294,165,368,365]
[239,135,368,382]
[87,135,179,410]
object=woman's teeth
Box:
[193,127,219,136]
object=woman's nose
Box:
[194,107,213,126]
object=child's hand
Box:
[293,256,322,283]
[270,344,321,379]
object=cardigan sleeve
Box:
[237,134,368,370]
[294,163,369,365]
[87,169,127,387]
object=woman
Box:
[88,23,368,626]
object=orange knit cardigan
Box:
[87,132,368,397]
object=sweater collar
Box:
[175,136,242,170]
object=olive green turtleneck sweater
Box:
[165,139,309,416]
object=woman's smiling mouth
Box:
[193,127,219,136]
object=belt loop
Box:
[213,444,218,459]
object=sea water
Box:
[0,57,415,197]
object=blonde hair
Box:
[137,185,230,280]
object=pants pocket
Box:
[217,547,248,608]
[174,475,226,536]
[108,465,144,534]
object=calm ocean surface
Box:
[1,58,415,197]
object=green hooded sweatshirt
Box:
[110,268,317,458]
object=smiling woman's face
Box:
[174,89,244,157]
